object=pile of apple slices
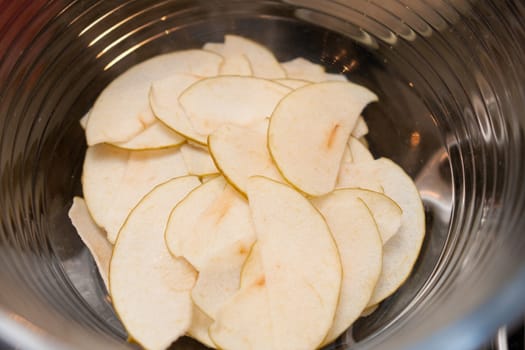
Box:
[69,35,425,350]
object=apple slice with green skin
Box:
[269,81,378,196]
[223,35,286,79]
[188,304,215,348]
[274,78,310,89]
[150,73,208,145]
[208,123,282,195]
[68,197,112,288]
[311,191,383,344]
[82,144,188,243]
[180,144,218,176]
[191,239,253,319]
[109,176,201,350]
[219,54,253,76]
[352,116,369,138]
[179,76,290,136]
[209,176,342,350]
[165,176,256,270]
[348,136,374,163]
[281,57,326,82]
[86,50,222,146]
[335,158,425,305]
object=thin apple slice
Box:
[109,176,201,350]
[348,136,374,163]
[219,54,253,76]
[281,57,326,82]
[112,122,185,150]
[68,197,112,288]
[86,50,222,145]
[223,35,285,79]
[335,158,425,305]
[191,239,253,319]
[203,42,225,55]
[274,78,310,89]
[337,158,383,192]
[210,177,341,350]
[269,81,378,196]
[312,191,383,344]
[180,144,218,176]
[187,304,215,348]
[179,76,290,136]
[208,123,282,195]
[165,176,256,270]
[239,243,262,289]
[352,116,369,138]
[82,144,188,243]
[80,112,89,130]
[324,72,348,81]
[150,73,207,144]
[361,304,379,317]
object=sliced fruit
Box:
[191,239,253,319]
[208,123,282,195]
[113,121,185,150]
[324,72,348,82]
[82,144,188,243]
[187,304,215,348]
[165,176,256,270]
[80,112,89,130]
[334,158,425,305]
[348,136,374,163]
[337,159,383,192]
[360,304,379,317]
[109,176,201,350]
[281,57,326,82]
[274,78,310,89]
[179,76,290,136]
[219,54,253,76]
[202,42,225,55]
[269,81,378,196]
[311,192,383,344]
[86,50,222,145]
[239,243,262,289]
[180,144,218,176]
[209,177,342,350]
[150,73,207,144]
[68,197,112,288]
[352,116,369,138]
[223,35,285,79]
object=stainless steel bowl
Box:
[1,1,524,349]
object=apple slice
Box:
[361,304,379,317]
[82,144,188,243]
[352,116,369,138]
[79,112,89,130]
[239,243,262,289]
[68,197,112,288]
[335,158,425,305]
[112,121,185,150]
[179,76,290,136]
[187,304,215,348]
[150,73,207,144]
[324,72,348,82]
[269,81,378,196]
[281,57,326,82]
[180,144,218,176]
[223,35,286,79]
[219,54,253,76]
[165,176,256,270]
[191,239,253,319]
[86,50,222,145]
[274,78,310,89]
[337,158,383,192]
[348,136,374,163]
[203,42,225,55]
[208,123,282,195]
[209,176,341,350]
[311,191,383,344]
[109,176,201,350]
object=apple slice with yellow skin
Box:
[109,176,201,350]
[165,176,256,270]
[179,76,290,136]
[281,57,326,82]
[86,50,222,146]
[112,122,186,150]
[274,78,310,89]
[311,191,383,344]
[187,304,215,348]
[335,158,425,305]
[223,35,286,79]
[150,73,208,144]
[209,176,342,350]
[82,144,188,243]
[208,122,282,195]
[352,116,369,138]
[68,197,112,288]
[219,54,253,76]
[191,239,253,319]
[180,144,218,176]
[269,81,378,196]
[348,136,374,163]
